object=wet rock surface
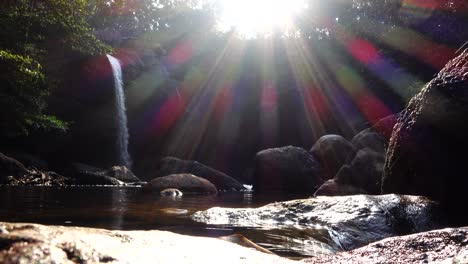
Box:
[0,222,293,264]
[302,227,468,264]
[192,194,441,251]
[253,146,323,194]
[155,157,244,191]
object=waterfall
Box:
[106,54,132,168]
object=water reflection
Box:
[0,186,314,257]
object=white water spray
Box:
[107,54,132,168]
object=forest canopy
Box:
[0,0,466,137]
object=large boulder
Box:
[336,148,385,195]
[253,146,323,194]
[0,152,29,183]
[382,47,468,221]
[144,174,217,194]
[155,157,244,191]
[310,135,355,180]
[351,129,387,153]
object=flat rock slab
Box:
[302,227,468,264]
[192,194,441,251]
[0,222,295,264]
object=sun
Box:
[215,0,308,38]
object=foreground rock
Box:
[0,222,293,264]
[302,227,468,264]
[156,157,244,191]
[144,174,218,194]
[193,194,441,251]
[253,146,323,194]
[383,47,468,222]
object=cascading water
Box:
[106,54,132,168]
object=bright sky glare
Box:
[215,0,308,38]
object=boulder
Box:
[155,157,244,191]
[310,135,355,180]
[144,174,217,194]
[371,114,399,140]
[70,163,124,186]
[314,179,366,196]
[382,47,468,222]
[302,227,468,264]
[0,152,29,183]
[335,149,385,195]
[253,146,323,194]
[351,129,386,153]
[105,166,140,182]
[193,194,441,251]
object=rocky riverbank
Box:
[0,222,467,263]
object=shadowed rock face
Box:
[253,146,323,194]
[0,222,294,264]
[302,227,468,264]
[382,48,468,222]
[192,194,441,251]
[310,135,355,180]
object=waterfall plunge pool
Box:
[0,186,329,258]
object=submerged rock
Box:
[310,135,356,180]
[382,47,468,222]
[302,227,468,264]
[192,194,441,251]
[253,146,323,194]
[0,222,293,263]
[144,173,217,194]
[155,157,244,191]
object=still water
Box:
[0,186,324,258]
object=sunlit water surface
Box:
[0,186,326,258]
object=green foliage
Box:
[0,50,67,135]
[0,0,113,136]
[0,0,110,57]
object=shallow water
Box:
[0,186,326,258]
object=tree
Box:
[0,0,111,136]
